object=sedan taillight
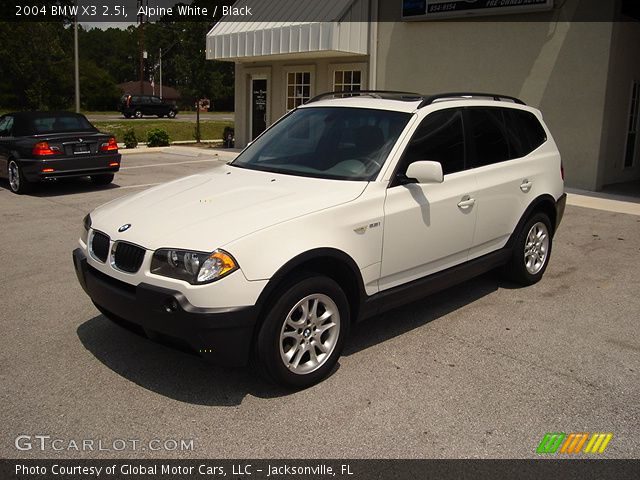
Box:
[32,141,61,156]
[99,137,118,152]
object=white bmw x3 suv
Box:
[73,91,566,388]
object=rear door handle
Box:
[457,196,476,209]
[520,179,533,192]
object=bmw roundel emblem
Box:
[118,224,131,232]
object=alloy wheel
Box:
[524,221,549,275]
[8,161,19,192]
[279,293,340,375]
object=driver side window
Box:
[399,108,466,176]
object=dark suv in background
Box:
[119,94,179,119]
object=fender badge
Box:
[118,224,131,232]
[354,222,381,235]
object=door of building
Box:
[251,78,268,140]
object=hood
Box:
[91,164,368,251]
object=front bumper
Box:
[73,248,257,366]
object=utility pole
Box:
[74,15,80,112]
[137,0,146,95]
[195,97,201,143]
[159,47,162,99]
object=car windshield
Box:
[231,107,411,181]
[30,114,96,134]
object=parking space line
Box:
[121,159,222,170]
[117,183,161,189]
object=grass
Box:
[92,120,233,144]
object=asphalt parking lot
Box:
[1,150,639,459]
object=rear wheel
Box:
[124,113,132,119]
[8,160,31,194]
[504,213,552,285]
[134,110,143,119]
[255,275,349,388]
[90,174,114,186]
[167,110,176,118]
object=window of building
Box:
[286,72,311,111]
[334,70,362,92]
[624,81,640,168]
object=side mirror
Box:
[405,161,443,184]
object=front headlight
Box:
[151,248,239,284]
[81,213,91,244]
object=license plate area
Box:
[73,144,90,154]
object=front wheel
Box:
[134,110,143,119]
[8,160,31,194]
[90,174,114,185]
[167,110,176,118]
[255,276,350,388]
[504,213,553,286]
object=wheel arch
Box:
[253,248,367,327]
[506,194,558,249]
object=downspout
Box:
[369,0,378,89]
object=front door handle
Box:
[457,196,476,209]
[520,179,533,192]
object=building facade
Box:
[207,0,640,191]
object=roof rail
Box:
[307,90,424,104]
[418,92,526,108]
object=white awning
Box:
[206,0,369,62]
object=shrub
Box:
[122,128,138,149]
[147,128,170,147]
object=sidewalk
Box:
[119,144,242,160]
[566,188,640,216]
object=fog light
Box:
[164,298,179,313]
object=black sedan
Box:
[0,111,121,194]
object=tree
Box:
[0,22,74,109]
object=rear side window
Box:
[468,107,547,167]
[509,109,547,153]
[467,108,510,167]
[400,108,466,175]
[0,116,14,136]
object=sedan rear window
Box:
[30,114,96,134]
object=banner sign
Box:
[402,0,554,20]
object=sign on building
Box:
[402,0,554,20]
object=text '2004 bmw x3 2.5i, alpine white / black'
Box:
[73,91,566,388]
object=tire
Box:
[157,114,164,118]
[7,160,31,194]
[134,110,143,119]
[124,113,132,119]
[90,174,114,186]
[255,275,350,388]
[167,110,176,118]
[504,212,553,286]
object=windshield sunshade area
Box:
[231,107,411,181]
